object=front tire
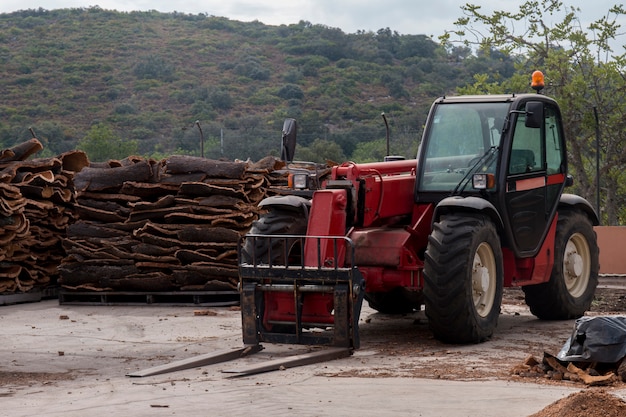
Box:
[523,210,598,320]
[240,207,309,334]
[424,214,503,344]
[241,207,308,265]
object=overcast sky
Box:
[0,1,624,43]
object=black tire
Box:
[241,207,308,334]
[522,210,599,320]
[365,288,420,314]
[241,207,308,265]
[423,214,503,344]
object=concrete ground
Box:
[1,298,625,417]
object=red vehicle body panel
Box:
[300,159,557,294]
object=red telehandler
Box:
[238,71,599,349]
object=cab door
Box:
[504,101,565,257]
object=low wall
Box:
[595,226,626,275]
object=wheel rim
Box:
[563,232,591,298]
[286,240,303,265]
[472,242,497,317]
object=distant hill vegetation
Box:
[0,7,515,162]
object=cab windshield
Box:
[418,101,509,192]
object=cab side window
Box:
[545,106,565,174]
[509,113,543,175]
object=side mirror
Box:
[524,101,543,129]
[281,118,297,162]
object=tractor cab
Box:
[415,87,570,258]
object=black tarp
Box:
[557,316,626,363]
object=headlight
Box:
[289,173,309,189]
[472,173,495,190]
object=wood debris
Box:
[512,352,624,386]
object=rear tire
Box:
[424,214,503,344]
[523,211,598,320]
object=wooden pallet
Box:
[58,290,239,306]
[0,287,59,306]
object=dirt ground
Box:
[529,389,626,417]
[316,284,626,382]
[2,279,626,416]
[510,284,626,416]
[589,284,626,313]
[358,284,626,406]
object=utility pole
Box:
[593,107,600,223]
[195,120,204,158]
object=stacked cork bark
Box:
[0,137,289,302]
[0,139,88,294]
[58,155,283,294]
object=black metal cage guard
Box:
[238,234,365,348]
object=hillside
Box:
[0,7,515,162]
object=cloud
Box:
[0,0,482,37]
[0,0,624,42]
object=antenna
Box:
[382,112,390,156]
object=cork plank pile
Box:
[0,138,88,295]
[58,155,283,295]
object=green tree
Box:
[444,1,626,224]
[296,139,346,164]
[77,124,139,162]
[134,54,175,82]
[350,139,387,163]
[277,84,304,100]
